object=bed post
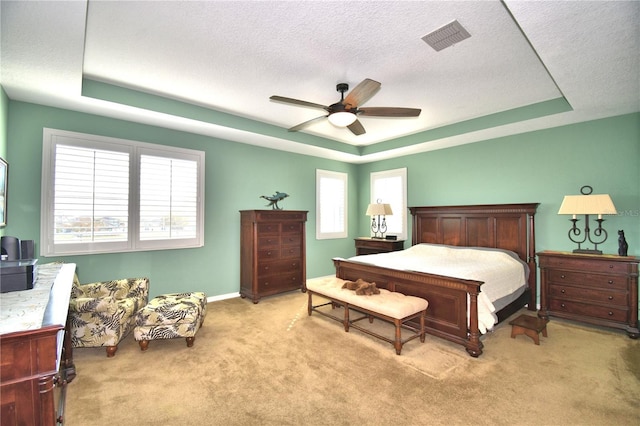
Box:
[466,289,483,357]
[527,210,537,311]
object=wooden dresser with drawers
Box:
[240,210,307,303]
[1,263,77,425]
[537,251,639,338]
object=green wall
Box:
[5,101,358,298]
[4,98,639,306]
[358,113,640,258]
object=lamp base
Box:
[572,248,602,255]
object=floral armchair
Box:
[69,276,149,357]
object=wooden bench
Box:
[306,276,428,355]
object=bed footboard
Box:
[333,258,485,357]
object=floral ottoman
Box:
[134,292,207,351]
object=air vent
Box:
[421,20,471,52]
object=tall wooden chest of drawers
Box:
[538,251,639,338]
[240,210,308,303]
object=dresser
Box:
[538,251,639,338]
[354,237,405,255]
[240,210,307,303]
[0,263,77,425]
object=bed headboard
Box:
[409,203,539,305]
[409,203,538,262]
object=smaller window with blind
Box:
[41,128,205,256]
[316,169,348,239]
[370,168,407,240]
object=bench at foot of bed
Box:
[306,276,428,355]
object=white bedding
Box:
[347,243,528,333]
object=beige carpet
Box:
[65,291,640,426]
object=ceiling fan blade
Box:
[270,95,329,111]
[347,119,366,136]
[358,107,421,117]
[342,79,381,108]
[288,115,328,132]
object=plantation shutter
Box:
[53,144,129,244]
[316,170,347,239]
[140,155,198,240]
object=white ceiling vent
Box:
[421,20,471,52]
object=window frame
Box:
[316,169,348,240]
[370,167,407,241]
[40,128,205,256]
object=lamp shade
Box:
[327,112,357,128]
[558,194,617,215]
[366,203,393,216]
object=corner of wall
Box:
[0,85,8,159]
[0,85,8,237]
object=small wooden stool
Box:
[509,314,549,345]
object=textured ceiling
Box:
[1,1,639,163]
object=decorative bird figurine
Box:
[260,191,289,210]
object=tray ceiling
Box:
[1,1,638,163]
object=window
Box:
[316,169,348,239]
[41,128,205,256]
[370,168,407,240]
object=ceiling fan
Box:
[270,78,421,136]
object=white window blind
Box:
[140,155,198,241]
[53,145,129,244]
[371,168,407,240]
[316,169,348,239]
[41,128,205,256]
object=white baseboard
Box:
[207,292,240,303]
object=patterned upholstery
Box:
[69,277,149,357]
[134,292,207,351]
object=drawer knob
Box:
[609,265,614,269]
[608,280,614,285]
[560,274,566,279]
[264,282,269,286]
[561,303,566,308]
[608,296,614,300]
[267,251,272,256]
[608,311,613,316]
[561,289,566,294]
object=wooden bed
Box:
[333,203,539,357]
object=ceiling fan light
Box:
[328,111,357,128]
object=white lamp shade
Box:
[366,203,393,216]
[327,112,357,128]
[558,194,617,215]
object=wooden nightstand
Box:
[354,237,405,255]
[537,251,639,338]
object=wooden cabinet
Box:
[354,237,405,255]
[538,251,639,338]
[1,263,77,426]
[240,210,307,303]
